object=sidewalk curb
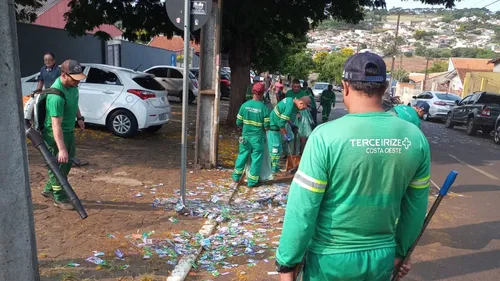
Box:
[166,181,240,281]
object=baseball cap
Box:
[415,101,430,113]
[61,59,86,81]
[252,82,265,94]
[343,52,387,82]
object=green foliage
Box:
[404,52,413,58]
[282,51,315,80]
[378,35,406,56]
[317,51,351,84]
[413,30,437,40]
[392,67,409,82]
[427,61,448,73]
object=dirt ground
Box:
[30,98,251,281]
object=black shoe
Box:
[41,191,53,199]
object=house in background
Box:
[409,72,448,91]
[33,0,123,38]
[149,36,200,55]
[443,58,493,96]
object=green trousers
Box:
[267,130,282,173]
[232,135,264,187]
[303,247,395,281]
[43,131,76,201]
[321,102,332,122]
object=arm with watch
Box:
[76,108,85,130]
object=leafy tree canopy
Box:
[14,0,45,23]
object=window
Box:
[460,95,472,105]
[466,93,480,104]
[145,68,168,78]
[85,68,121,85]
[169,68,183,79]
[435,93,461,101]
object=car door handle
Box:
[103,90,114,94]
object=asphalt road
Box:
[322,98,500,281]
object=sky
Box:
[384,0,500,12]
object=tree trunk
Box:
[227,39,252,126]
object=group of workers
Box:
[232,52,432,281]
[233,76,340,186]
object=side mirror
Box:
[412,96,417,99]
[455,100,460,105]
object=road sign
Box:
[166,0,212,32]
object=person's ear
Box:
[341,81,349,97]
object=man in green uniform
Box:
[268,96,310,173]
[384,97,430,128]
[285,79,314,153]
[232,82,270,187]
[275,53,430,281]
[41,60,86,210]
[302,81,318,127]
[320,84,336,123]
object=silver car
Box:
[312,82,329,101]
[409,91,462,121]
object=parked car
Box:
[21,63,171,137]
[409,91,462,121]
[445,91,500,136]
[144,66,198,104]
[495,115,500,144]
[312,82,329,101]
[190,67,231,98]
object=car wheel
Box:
[179,91,196,104]
[494,126,500,144]
[107,109,138,138]
[444,113,454,129]
[466,117,477,136]
[422,113,430,121]
[143,125,163,133]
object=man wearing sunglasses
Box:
[41,60,86,210]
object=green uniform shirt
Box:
[269,97,298,130]
[285,89,307,99]
[394,105,421,128]
[44,77,80,133]
[276,112,431,266]
[320,90,336,105]
[236,100,270,137]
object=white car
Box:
[312,82,329,101]
[408,91,462,121]
[21,63,171,137]
[143,66,199,104]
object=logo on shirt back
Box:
[350,137,412,154]
[246,107,262,113]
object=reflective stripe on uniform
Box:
[293,170,327,193]
[264,117,270,122]
[409,175,430,189]
[237,114,243,120]
[242,120,263,127]
[234,169,244,175]
[274,107,290,121]
[52,185,63,191]
[247,173,259,181]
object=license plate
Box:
[159,113,167,120]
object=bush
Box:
[404,52,413,57]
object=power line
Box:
[482,0,500,8]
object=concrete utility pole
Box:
[194,0,222,168]
[388,13,401,96]
[422,56,431,91]
[0,1,40,280]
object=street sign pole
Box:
[180,0,191,206]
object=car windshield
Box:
[314,83,328,90]
[436,93,461,101]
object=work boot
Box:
[54,199,74,210]
[41,191,53,200]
